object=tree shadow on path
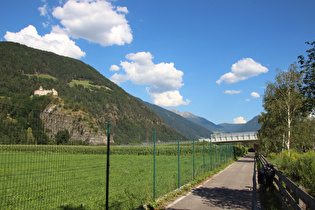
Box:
[192,187,252,209]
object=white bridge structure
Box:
[200,132,258,143]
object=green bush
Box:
[272,150,315,197]
[299,152,315,196]
[233,145,248,158]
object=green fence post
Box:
[222,144,223,164]
[223,144,225,164]
[106,121,110,210]
[232,145,234,160]
[215,144,217,168]
[203,139,205,174]
[193,138,195,180]
[228,144,230,162]
[225,144,227,164]
[222,144,224,164]
[153,130,156,199]
[228,145,230,161]
[210,141,212,171]
[218,144,220,166]
[178,135,180,189]
[231,145,233,160]
[219,144,222,166]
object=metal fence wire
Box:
[0,103,236,209]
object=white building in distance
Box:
[34,86,58,96]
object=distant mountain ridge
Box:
[170,109,225,132]
[142,102,212,139]
[235,116,261,132]
[170,110,198,118]
[170,110,261,133]
[218,123,243,133]
[219,116,261,133]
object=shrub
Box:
[275,150,315,197]
[299,151,315,196]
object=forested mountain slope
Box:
[142,101,212,139]
[0,42,184,145]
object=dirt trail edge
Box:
[166,152,256,210]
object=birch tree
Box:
[259,63,305,154]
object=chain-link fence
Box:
[0,103,236,209]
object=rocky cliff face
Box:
[41,105,109,145]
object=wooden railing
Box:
[257,153,315,210]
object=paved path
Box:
[167,153,255,210]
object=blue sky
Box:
[1,0,314,124]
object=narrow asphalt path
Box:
[166,153,255,210]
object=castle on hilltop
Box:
[34,86,58,96]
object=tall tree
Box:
[55,130,70,145]
[27,127,35,144]
[298,41,315,113]
[258,64,305,154]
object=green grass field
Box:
[68,80,111,91]
[25,74,58,81]
[0,144,233,209]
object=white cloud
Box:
[224,90,241,94]
[38,0,54,28]
[42,22,49,28]
[246,99,250,102]
[216,58,268,84]
[110,52,190,107]
[4,25,86,59]
[150,91,191,107]
[251,92,260,98]
[38,2,48,16]
[110,73,128,84]
[234,117,246,124]
[110,65,120,71]
[52,0,132,46]
[116,6,129,14]
[6,0,132,59]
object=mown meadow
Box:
[0,143,237,209]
